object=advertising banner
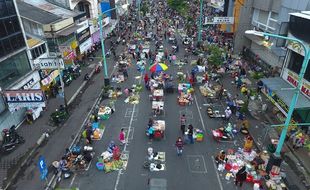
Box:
[3,90,46,112]
[205,17,234,25]
[100,2,111,17]
[35,58,65,70]
[41,70,59,86]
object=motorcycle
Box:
[63,73,73,86]
[212,123,236,142]
[69,65,81,79]
[49,106,68,126]
[1,125,25,152]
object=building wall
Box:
[233,0,253,54]
[234,0,310,68]
[250,42,282,67]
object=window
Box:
[287,51,310,81]
[252,9,277,32]
[11,16,20,33]
[0,20,6,38]
[0,51,31,88]
[0,33,25,57]
[4,18,15,34]
[0,0,8,17]
[30,43,47,59]
[5,0,15,15]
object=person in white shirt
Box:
[225,107,232,121]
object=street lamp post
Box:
[99,4,129,86]
[198,0,203,43]
[245,30,310,156]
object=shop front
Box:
[76,20,92,55]
[40,70,60,99]
[261,77,310,123]
[0,71,43,131]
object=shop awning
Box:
[56,25,80,36]
[261,77,310,110]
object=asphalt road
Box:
[56,7,255,190]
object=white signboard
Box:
[205,17,234,25]
[79,38,92,54]
[77,20,89,34]
[36,58,65,70]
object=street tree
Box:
[207,44,225,67]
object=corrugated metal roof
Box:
[20,0,79,19]
[17,0,62,24]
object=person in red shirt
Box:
[119,128,125,145]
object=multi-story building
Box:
[234,0,310,70]
[0,0,42,130]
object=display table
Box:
[153,89,164,100]
[199,86,216,97]
[178,93,191,106]
[153,120,165,139]
[98,107,111,120]
[152,101,164,111]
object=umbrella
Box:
[149,63,168,73]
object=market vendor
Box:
[215,150,227,166]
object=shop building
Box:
[0,0,39,130]
[261,11,310,124]
[234,0,310,70]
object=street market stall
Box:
[153,120,165,140]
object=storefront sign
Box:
[36,58,65,70]
[11,71,41,90]
[205,17,234,25]
[77,20,89,33]
[285,70,310,99]
[79,38,92,54]
[4,90,45,103]
[59,46,75,59]
[262,85,289,116]
[41,70,59,86]
[77,28,91,45]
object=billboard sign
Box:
[205,17,234,25]
[35,58,65,70]
[3,90,46,112]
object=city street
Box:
[2,1,309,190]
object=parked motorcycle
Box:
[1,125,25,152]
[212,123,236,142]
[63,72,73,86]
[68,64,81,79]
[49,106,68,126]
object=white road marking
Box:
[193,94,206,131]
[70,173,77,187]
[114,74,142,190]
[211,156,224,190]
[186,155,208,173]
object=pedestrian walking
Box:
[119,128,125,145]
[235,166,247,187]
[180,114,186,135]
[187,124,194,144]
[175,137,184,156]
